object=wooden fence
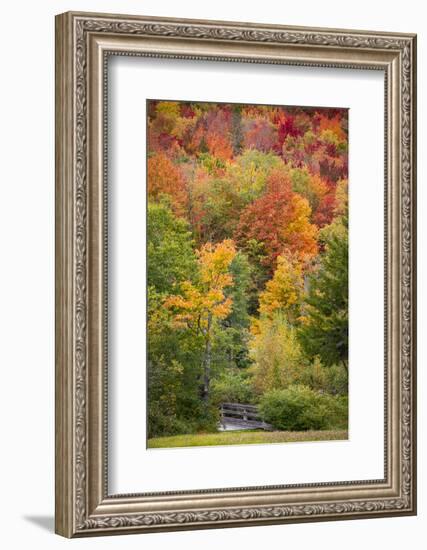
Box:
[219,402,272,431]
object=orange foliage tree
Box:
[147,153,187,215]
[164,239,237,404]
[235,168,318,270]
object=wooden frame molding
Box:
[55,11,417,537]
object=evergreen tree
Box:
[299,215,348,369]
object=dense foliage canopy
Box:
[147,100,349,437]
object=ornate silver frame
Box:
[55,11,417,537]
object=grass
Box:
[147,429,348,449]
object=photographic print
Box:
[147,100,349,449]
[56,13,417,536]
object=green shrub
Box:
[326,394,348,429]
[298,359,348,396]
[325,365,348,396]
[211,370,255,405]
[147,405,183,439]
[147,410,220,438]
[258,385,347,431]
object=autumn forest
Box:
[147,100,349,448]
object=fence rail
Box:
[219,402,272,431]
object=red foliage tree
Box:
[234,169,318,269]
[313,191,336,227]
[147,153,187,215]
[243,117,277,153]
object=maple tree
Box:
[235,168,318,269]
[164,240,236,404]
[243,116,277,152]
[289,168,336,227]
[147,153,187,215]
[258,254,305,322]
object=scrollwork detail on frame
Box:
[55,12,416,537]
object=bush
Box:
[326,394,348,429]
[211,370,255,405]
[147,409,219,439]
[298,358,348,396]
[325,365,348,396]
[147,405,184,439]
[258,385,347,431]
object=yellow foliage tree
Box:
[284,193,318,261]
[249,313,304,395]
[258,254,305,322]
[164,239,236,403]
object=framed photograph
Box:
[55,11,417,537]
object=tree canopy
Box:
[146,100,349,438]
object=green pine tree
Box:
[299,215,348,369]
